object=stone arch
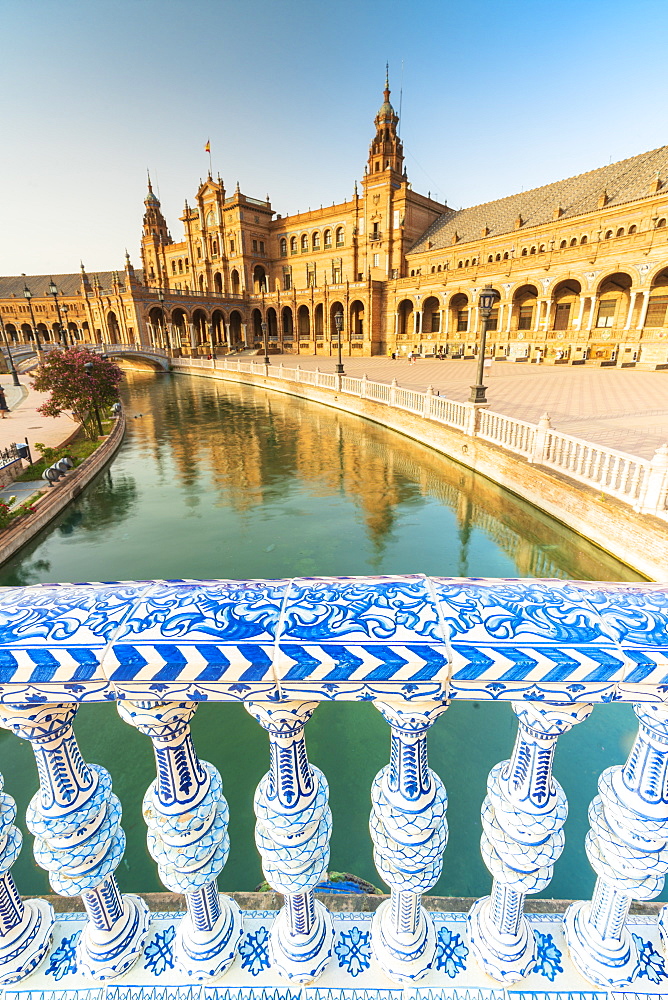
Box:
[230,269,241,294]
[644,267,668,333]
[511,283,539,333]
[253,265,267,293]
[593,272,632,334]
[170,308,188,351]
[314,302,324,340]
[213,271,223,294]
[350,299,364,339]
[329,301,344,340]
[282,306,294,338]
[297,304,310,340]
[252,308,263,344]
[422,295,440,337]
[107,311,120,344]
[550,279,581,333]
[192,308,209,350]
[266,307,278,343]
[212,309,225,349]
[397,298,414,336]
[229,309,243,347]
[448,292,469,340]
[148,305,166,348]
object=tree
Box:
[31,348,123,439]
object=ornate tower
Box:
[367,67,404,179]
[141,175,172,287]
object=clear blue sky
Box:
[2,0,667,275]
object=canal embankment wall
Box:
[0,413,126,567]
[173,362,668,582]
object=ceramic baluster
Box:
[565,703,668,988]
[246,700,334,982]
[117,700,242,979]
[369,701,448,982]
[0,772,54,983]
[467,701,592,982]
[0,703,150,981]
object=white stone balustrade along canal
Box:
[0,576,666,995]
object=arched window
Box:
[580,235,588,245]
[605,230,613,239]
[487,255,493,263]
[301,234,308,252]
[496,253,501,261]
[312,231,320,250]
[503,251,509,260]
[431,265,435,273]
[539,244,546,252]
[178,259,183,273]
[280,238,287,257]
[657,219,666,228]
[629,224,638,234]
[521,248,528,257]
[530,246,536,254]
[335,227,344,247]
[458,260,463,268]
[410,269,415,276]
[560,240,567,249]
[465,259,470,267]
[212,239,218,257]
[290,236,297,254]
[324,229,332,248]
[171,261,176,274]
[570,238,577,247]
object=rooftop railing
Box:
[0,576,667,991]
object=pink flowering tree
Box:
[31,348,123,439]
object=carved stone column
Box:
[246,700,333,982]
[117,700,242,980]
[468,701,592,982]
[370,701,448,982]
[0,703,150,981]
[565,703,668,988]
[0,774,54,983]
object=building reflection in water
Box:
[122,370,643,583]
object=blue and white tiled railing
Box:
[1,575,668,1000]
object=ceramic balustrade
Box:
[370,701,448,982]
[0,576,664,992]
[245,700,334,982]
[116,700,242,980]
[467,701,592,982]
[0,703,150,981]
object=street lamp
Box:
[0,315,20,387]
[261,320,270,366]
[48,279,68,347]
[83,361,104,436]
[23,284,42,356]
[334,309,344,375]
[62,303,70,345]
[469,284,499,404]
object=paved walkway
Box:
[0,373,79,508]
[254,355,668,460]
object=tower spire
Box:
[366,68,404,178]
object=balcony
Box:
[0,577,666,994]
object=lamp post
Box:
[261,320,270,367]
[157,287,168,350]
[48,279,68,347]
[0,316,20,386]
[469,284,499,404]
[61,302,70,345]
[23,284,42,357]
[83,361,104,436]
[334,309,344,375]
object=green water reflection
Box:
[0,371,647,901]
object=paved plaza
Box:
[256,355,668,461]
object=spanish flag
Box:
[205,140,211,153]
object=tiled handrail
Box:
[0,576,667,990]
[172,355,668,520]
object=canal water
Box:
[0,371,649,902]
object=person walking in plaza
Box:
[0,386,8,418]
